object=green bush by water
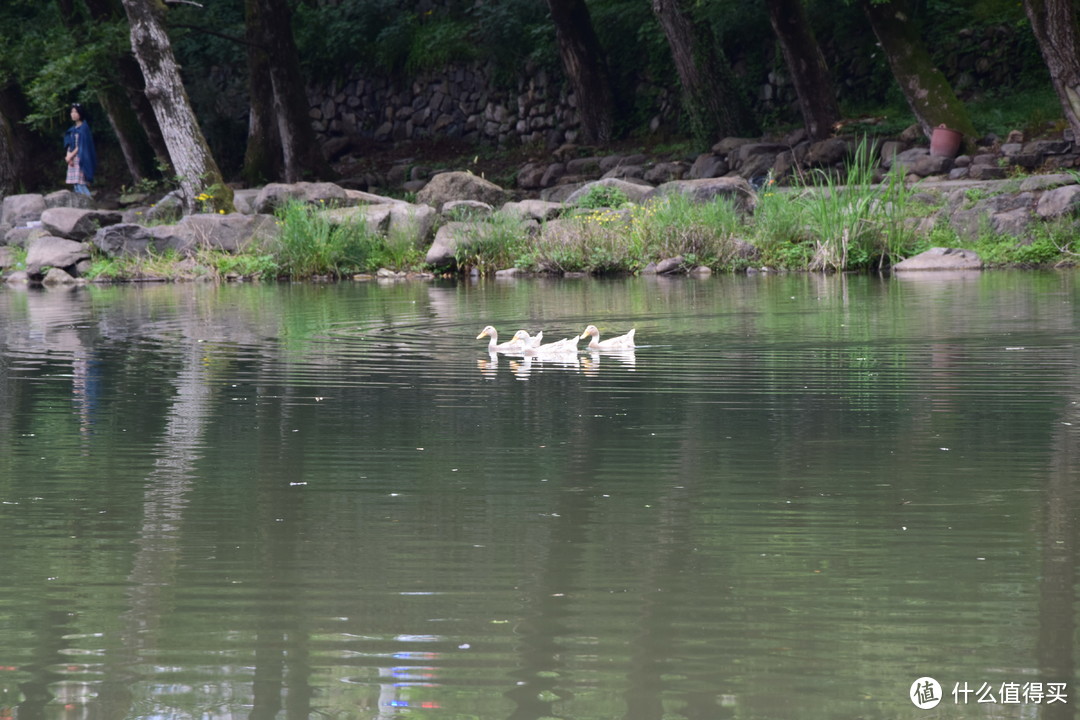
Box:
[272,200,384,278]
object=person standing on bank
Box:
[64,103,96,197]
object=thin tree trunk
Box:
[1022,0,1080,142]
[545,0,616,144]
[0,111,16,196]
[251,0,332,182]
[651,0,758,142]
[119,0,233,213]
[764,0,840,141]
[81,0,172,174]
[242,0,282,185]
[863,0,976,142]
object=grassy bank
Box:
[13,160,1078,285]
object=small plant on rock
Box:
[576,184,631,209]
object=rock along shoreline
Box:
[3,132,1080,285]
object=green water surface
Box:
[0,271,1077,720]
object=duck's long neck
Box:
[487,333,499,350]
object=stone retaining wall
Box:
[306,62,680,151]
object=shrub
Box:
[272,200,381,278]
[453,211,529,274]
[576,184,631,209]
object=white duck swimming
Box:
[580,324,636,350]
[477,327,544,352]
[525,334,580,356]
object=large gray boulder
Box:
[425,221,471,267]
[145,191,185,224]
[42,267,78,286]
[162,213,282,255]
[804,138,852,167]
[416,171,509,211]
[4,226,48,249]
[688,153,729,179]
[0,246,16,270]
[323,205,395,233]
[253,181,349,214]
[26,235,91,276]
[442,200,495,219]
[92,224,155,258]
[44,189,95,210]
[343,189,408,206]
[892,247,982,271]
[323,203,436,246]
[644,177,756,212]
[643,161,689,184]
[388,203,437,242]
[1036,185,1080,219]
[500,200,565,222]
[41,207,123,241]
[890,148,952,177]
[232,188,261,215]
[1019,173,1076,192]
[1,194,46,227]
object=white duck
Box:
[580,324,636,350]
[525,334,580,356]
[477,327,544,352]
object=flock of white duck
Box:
[477,324,637,357]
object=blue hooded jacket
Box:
[64,122,97,183]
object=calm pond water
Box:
[1,271,1079,720]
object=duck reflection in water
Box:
[477,352,499,378]
[581,350,636,377]
[508,352,581,380]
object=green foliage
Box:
[2,246,28,274]
[751,186,816,269]
[784,138,921,271]
[517,194,749,274]
[469,0,556,84]
[966,86,1062,139]
[272,200,382,278]
[957,218,1078,266]
[405,18,476,73]
[204,250,278,278]
[453,211,528,275]
[87,246,277,282]
[576,184,631,210]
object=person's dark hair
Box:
[70,103,89,124]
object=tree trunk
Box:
[545,0,616,144]
[0,84,52,192]
[242,0,282,186]
[764,0,840,141]
[1022,0,1080,142]
[862,0,977,143]
[119,0,233,213]
[0,111,16,197]
[81,0,172,175]
[651,0,758,143]
[250,0,332,183]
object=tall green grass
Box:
[514,194,748,274]
[453,210,529,274]
[272,200,382,278]
[769,137,920,272]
